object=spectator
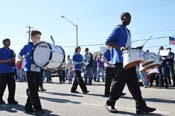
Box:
[92,54,97,81]
[43,69,52,83]
[83,48,89,80]
[58,62,66,84]
[166,48,175,86]
[96,54,105,82]
[158,46,169,88]
[16,60,24,81]
[67,67,73,84]
[84,53,93,85]
[147,68,160,87]
[137,66,149,88]
[66,55,73,80]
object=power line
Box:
[144,45,169,49]
[63,35,174,48]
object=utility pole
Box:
[26,26,34,42]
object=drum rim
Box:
[32,41,52,68]
[56,45,65,68]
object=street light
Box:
[61,16,79,47]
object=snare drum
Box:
[123,49,144,69]
[142,52,156,67]
[32,42,65,69]
[140,55,161,72]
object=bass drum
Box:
[32,42,65,69]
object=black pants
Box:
[105,67,115,96]
[25,71,42,111]
[107,63,144,105]
[39,72,44,89]
[167,64,175,84]
[71,71,87,92]
[59,70,66,83]
[149,73,159,87]
[0,73,16,101]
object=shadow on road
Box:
[43,91,83,98]
[0,104,24,113]
[40,96,81,104]
[118,110,164,116]
[0,104,59,116]
[85,93,106,97]
[122,96,175,104]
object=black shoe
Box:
[136,106,156,114]
[71,91,79,93]
[105,105,118,113]
[83,90,89,94]
[165,85,169,89]
[35,110,46,116]
[0,100,5,104]
[8,100,18,105]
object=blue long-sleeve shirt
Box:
[72,53,83,71]
[18,42,40,72]
[106,25,130,63]
[103,49,111,62]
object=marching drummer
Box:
[105,12,156,114]
[17,30,45,115]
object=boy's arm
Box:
[17,46,27,65]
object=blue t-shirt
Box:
[0,47,15,74]
[72,53,83,71]
[106,25,130,63]
[18,42,35,71]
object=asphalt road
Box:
[0,78,175,116]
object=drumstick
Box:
[50,35,55,44]
[141,35,153,48]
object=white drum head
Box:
[45,45,65,69]
[32,42,51,67]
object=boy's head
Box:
[121,12,131,26]
[3,38,11,48]
[31,30,41,44]
[75,46,81,53]
[85,48,89,54]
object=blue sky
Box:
[0,0,175,56]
